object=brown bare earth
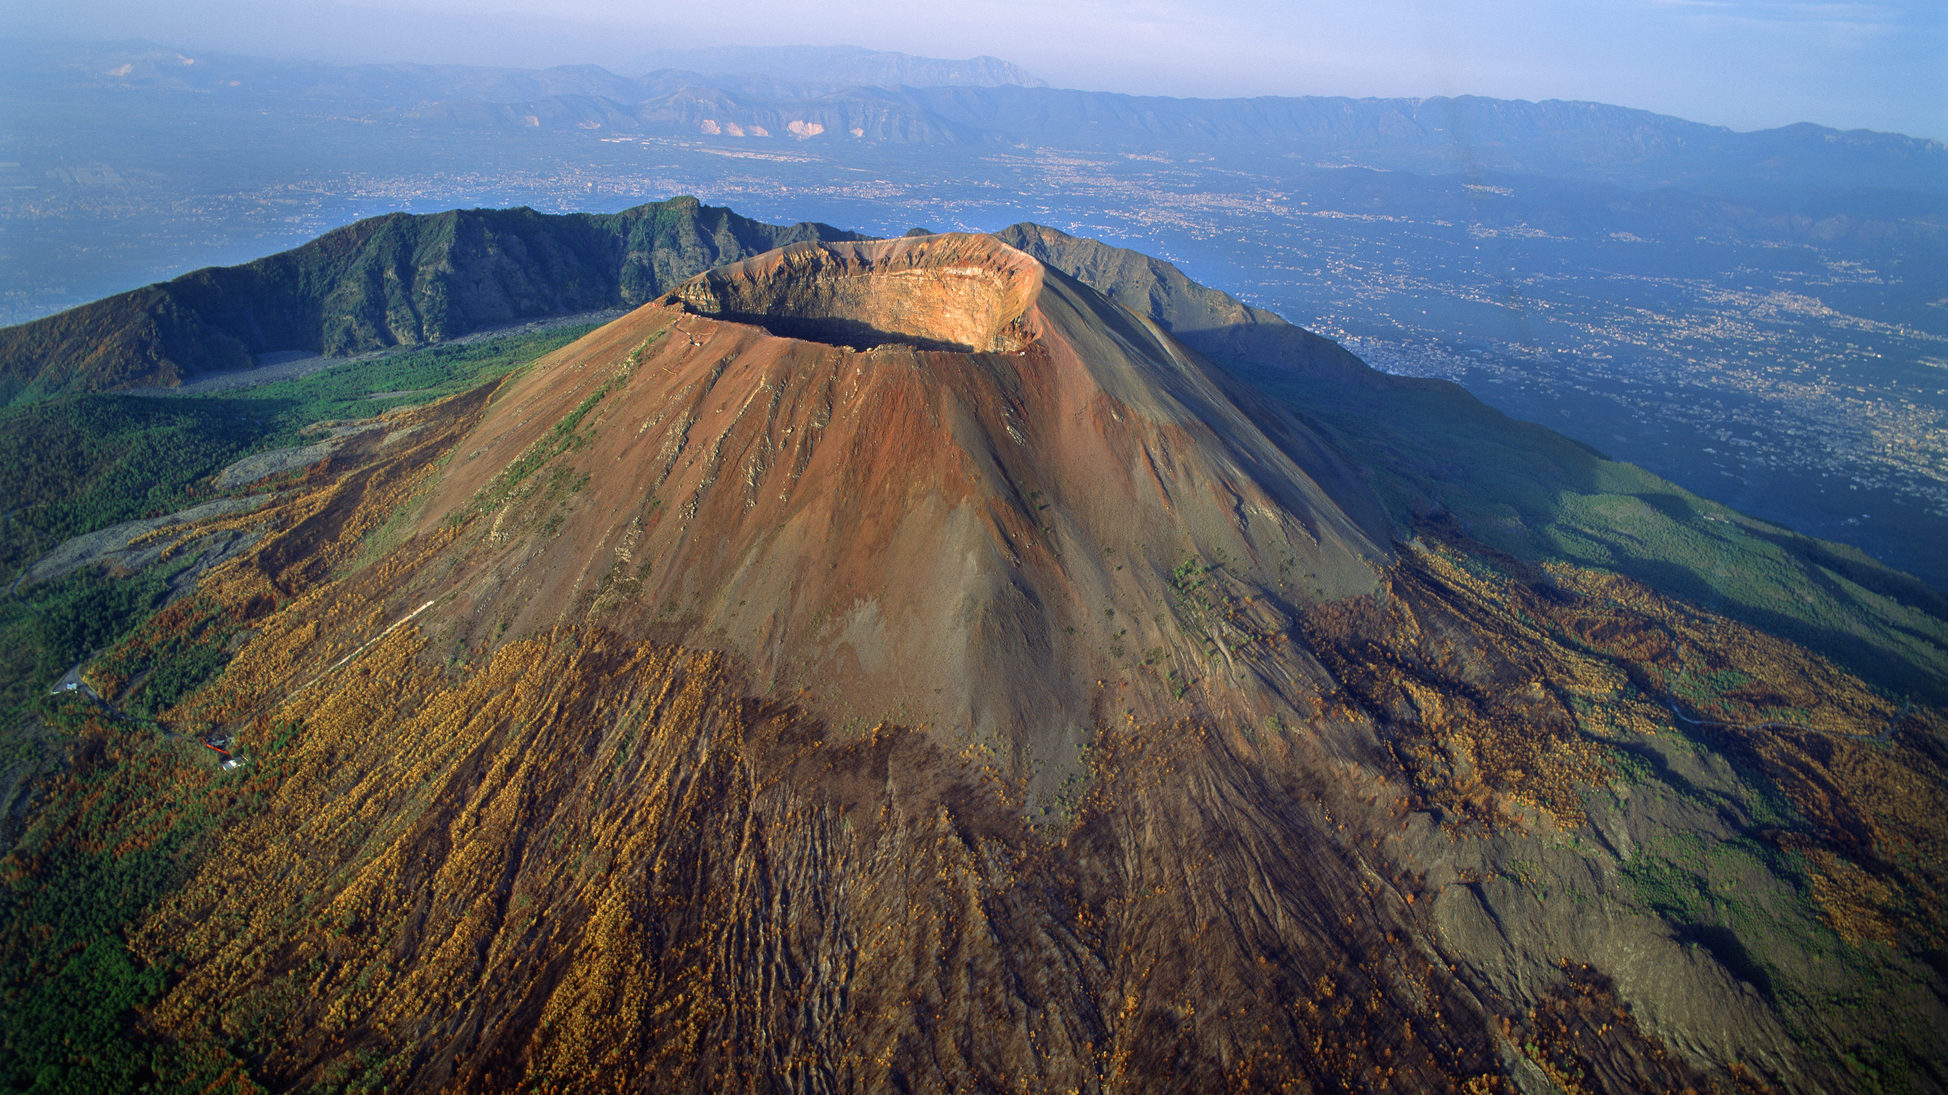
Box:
[31,235,1947,1092]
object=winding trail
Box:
[286,598,440,700]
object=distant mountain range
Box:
[14,41,1941,198]
[626,44,1046,92]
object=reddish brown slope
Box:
[407,234,1392,778]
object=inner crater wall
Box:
[667,236,1042,352]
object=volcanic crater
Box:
[662,235,1041,352]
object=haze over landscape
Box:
[2,4,1947,1093]
[8,0,1946,137]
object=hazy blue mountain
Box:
[14,41,1935,199]
[628,44,1047,91]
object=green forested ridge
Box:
[1244,368,1948,703]
[0,197,859,403]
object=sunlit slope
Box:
[402,233,1391,771]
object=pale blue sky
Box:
[7,0,1945,139]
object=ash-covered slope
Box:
[412,234,1391,775]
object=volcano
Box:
[13,224,1947,1094]
[408,233,1392,783]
